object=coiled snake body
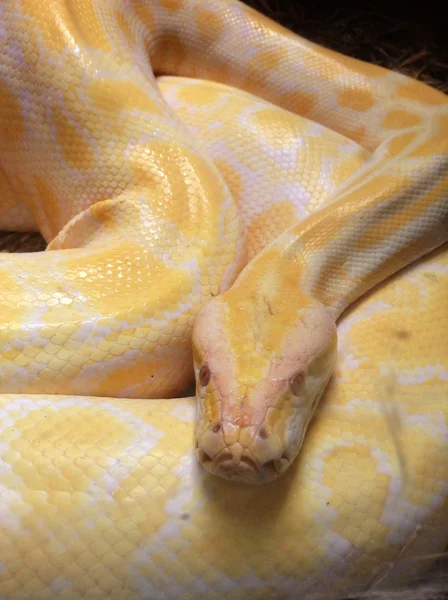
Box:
[0,0,447,598]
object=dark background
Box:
[246,0,447,93]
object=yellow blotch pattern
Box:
[397,79,448,105]
[309,42,388,79]
[88,79,163,118]
[344,252,448,377]
[213,158,244,205]
[280,90,318,116]
[128,142,227,241]
[0,84,25,148]
[323,445,391,547]
[338,89,375,112]
[20,0,68,54]
[159,0,183,10]
[331,153,369,187]
[175,80,225,107]
[382,109,422,129]
[246,46,286,80]
[196,10,225,42]
[409,126,448,158]
[132,2,155,33]
[115,9,139,53]
[387,131,418,156]
[67,0,114,54]
[246,201,298,258]
[54,111,95,170]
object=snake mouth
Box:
[198,447,291,484]
[216,451,258,473]
[198,448,260,481]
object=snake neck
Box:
[232,167,448,321]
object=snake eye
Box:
[289,371,305,396]
[199,364,211,387]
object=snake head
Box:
[192,289,337,484]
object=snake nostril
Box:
[258,426,268,440]
[198,449,213,464]
[212,422,221,433]
[199,364,211,386]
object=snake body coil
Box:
[0,1,447,598]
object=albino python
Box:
[0,0,447,598]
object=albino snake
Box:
[0,0,447,598]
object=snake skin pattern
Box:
[1,0,448,597]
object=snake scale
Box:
[1,0,448,598]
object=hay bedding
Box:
[0,1,447,598]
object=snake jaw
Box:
[199,442,261,482]
[196,434,291,484]
[195,407,298,484]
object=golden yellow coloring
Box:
[382,109,422,129]
[54,111,95,170]
[196,10,225,41]
[338,89,375,112]
[0,0,447,597]
[0,84,25,148]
